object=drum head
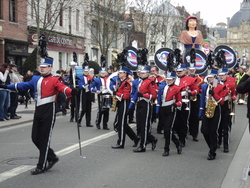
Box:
[214,45,236,68]
[125,46,138,71]
[154,48,175,71]
[184,49,207,75]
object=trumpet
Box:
[228,91,236,123]
[182,88,190,111]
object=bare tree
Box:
[84,0,130,56]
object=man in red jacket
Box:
[0,58,76,175]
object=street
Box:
[0,103,250,188]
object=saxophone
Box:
[111,80,119,112]
[205,84,217,118]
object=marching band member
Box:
[156,72,182,156]
[174,64,199,147]
[199,70,226,160]
[218,68,237,152]
[90,63,110,130]
[129,65,158,152]
[150,66,165,134]
[0,57,76,174]
[188,66,203,141]
[178,15,204,54]
[111,67,139,149]
[77,65,93,127]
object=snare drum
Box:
[100,93,112,109]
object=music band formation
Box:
[0,15,246,175]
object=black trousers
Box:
[174,102,190,144]
[218,101,231,149]
[70,91,80,121]
[9,92,18,118]
[96,94,109,128]
[189,95,200,137]
[32,102,57,170]
[78,90,92,126]
[201,105,221,156]
[116,99,137,146]
[160,106,180,151]
[136,100,156,149]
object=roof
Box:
[229,0,250,28]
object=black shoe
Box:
[103,127,110,130]
[86,125,93,127]
[96,125,100,129]
[70,118,73,122]
[151,138,158,150]
[111,145,124,149]
[31,168,44,175]
[133,137,140,147]
[192,136,198,142]
[133,147,146,152]
[248,170,250,176]
[157,130,163,134]
[129,120,136,123]
[162,151,169,157]
[223,148,229,153]
[46,157,59,171]
[177,145,182,154]
[207,153,216,160]
[180,142,185,147]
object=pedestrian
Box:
[0,63,10,121]
[23,70,34,108]
[236,67,250,175]
[111,66,139,149]
[0,58,77,175]
[9,63,23,119]
[156,72,182,156]
[199,70,226,160]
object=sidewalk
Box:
[0,99,98,129]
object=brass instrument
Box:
[111,80,119,112]
[182,87,190,111]
[205,84,218,118]
[190,75,203,102]
[228,91,235,116]
[111,96,118,112]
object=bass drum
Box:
[125,46,138,71]
[184,49,207,75]
[214,45,237,69]
[154,48,174,71]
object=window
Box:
[76,9,79,31]
[0,0,3,19]
[91,20,98,45]
[149,42,156,54]
[59,5,63,26]
[59,52,62,68]
[9,0,16,22]
[31,0,34,19]
[68,7,71,34]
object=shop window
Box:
[9,0,16,22]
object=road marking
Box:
[0,165,34,183]
[0,125,135,183]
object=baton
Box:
[70,62,85,158]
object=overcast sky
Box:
[171,0,243,26]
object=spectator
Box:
[0,63,10,121]
[9,63,23,119]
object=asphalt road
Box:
[0,104,249,188]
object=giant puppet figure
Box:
[178,15,204,55]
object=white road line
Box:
[0,124,136,183]
[0,165,34,183]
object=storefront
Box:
[28,28,85,71]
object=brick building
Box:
[0,0,29,72]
